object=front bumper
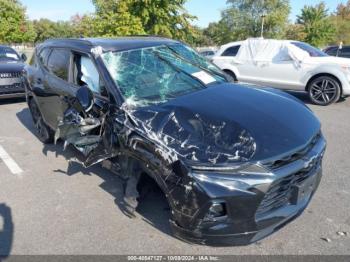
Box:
[0,77,25,99]
[169,135,326,246]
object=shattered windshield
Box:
[167,44,224,77]
[101,44,227,106]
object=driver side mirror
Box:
[76,85,94,112]
[21,53,27,62]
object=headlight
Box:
[190,164,272,192]
[341,66,350,82]
[341,65,350,73]
[191,163,270,175]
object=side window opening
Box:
[221,45,241,57]
[38,48,51,68]
[47,49,71,80]
[73,53,108,97]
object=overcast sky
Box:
[21,0,347,28]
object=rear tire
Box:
[28,98,54,144]
[308,76,341,106]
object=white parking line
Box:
[0,145,23,176]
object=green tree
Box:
[330,1,350,45]
[201,0,290,45]
[23,20,36,43]
[189,26,215,47]
[285,23,306,41]
[91,0,197,42]
[296,2,335,47]
[202,21,233,45]
[33,19,76,43]
[223,0,290,40]
[0,0,36,43]
[70,14,95,38]
[130,0,196,42]
[91,0,145,37]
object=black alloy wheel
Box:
[308,76,341,106]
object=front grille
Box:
[256,157,322,216]
[256,133,324,217]
[0,72,22,78]
[0,83,24,94]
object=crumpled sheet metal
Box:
[119,105,257,167]
[54,108,102,156]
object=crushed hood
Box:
[128,83,321,166]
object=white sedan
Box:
[212,38,350,105]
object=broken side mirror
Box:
[76,85,94,112]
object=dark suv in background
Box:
[24,37,326,246]
[0,45,27,99]
[324,45,350,58]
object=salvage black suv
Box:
[24,37,326,246]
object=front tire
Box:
[223,70,237,82]
[308,76,341,106]
[28,98,54,144]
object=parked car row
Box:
[22,37,326,246]
[324,44,350,58]
[0,45,27,99]
[211,38,350,106]
[1,39,349,107]
[198,48,217,59]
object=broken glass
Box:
[101,45,227,106]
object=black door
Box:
[54,52,119,166]
[38,48,74,129]
[30,47,55,127]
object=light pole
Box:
[261,13,266,38]
[260,0,266,38]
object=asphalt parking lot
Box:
[0,93,349,255]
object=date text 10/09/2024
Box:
[127,256,220,261]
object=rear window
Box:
[47,49,71,80]
[221,45,240,57]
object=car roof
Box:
[40,36,181,53]
[325,45,350,49]
[221,39,302,48]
